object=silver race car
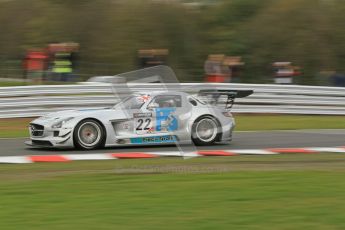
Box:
[26,89,253,149]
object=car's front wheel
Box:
[192,116,219,146]
[74,119,105,150]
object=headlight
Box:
[51,117,74,128]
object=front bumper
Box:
[25,140,54,148]
[27,123,74,148]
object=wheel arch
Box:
[191,114,222,142]
[73,117,107,148]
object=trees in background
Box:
[0,0,344,84]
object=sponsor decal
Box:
[137,95,151,103]
[133,112,152,118]
[122,123,130,130]
[155,108,178,132]
[146,127,155,133]
[135,117,154,134]
[130,135,177,144]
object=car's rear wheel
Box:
[74,119,105,150]
[192,116,219,146]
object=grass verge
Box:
[0,154,345,229]
[0,118,32,138]
[1,115,345,138]
[235,114,345,131]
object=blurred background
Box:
[0,0,344,85]
[1,3,345,229]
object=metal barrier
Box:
[0,83,344,118]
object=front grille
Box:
[30,123,44,137]
[32,140,53,147]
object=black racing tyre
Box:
[73,119,106,150]
[192,116,220,146]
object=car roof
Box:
[133,91,187,97]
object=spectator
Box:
[23,49,48,84]
[330,72,345,87]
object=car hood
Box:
[32,108,128,125]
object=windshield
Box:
[113,95,149,110]
[191,95,207,105]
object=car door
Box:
[133,94,192,140]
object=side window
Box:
[188,98,197,106]
[149,95,182,108]
[192,96,206,105]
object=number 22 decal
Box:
[136,118,151,130]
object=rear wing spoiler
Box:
[197,89,254,109]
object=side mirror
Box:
[147,103,159,110]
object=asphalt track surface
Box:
[0,130,344,157]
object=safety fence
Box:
[0,83,344,118]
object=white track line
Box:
[63,154,115,161]
[150,151,200,157]
[0,146,344,163]
[231,149,278,155]
[305,147,345,153]
[0,156,32,163]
